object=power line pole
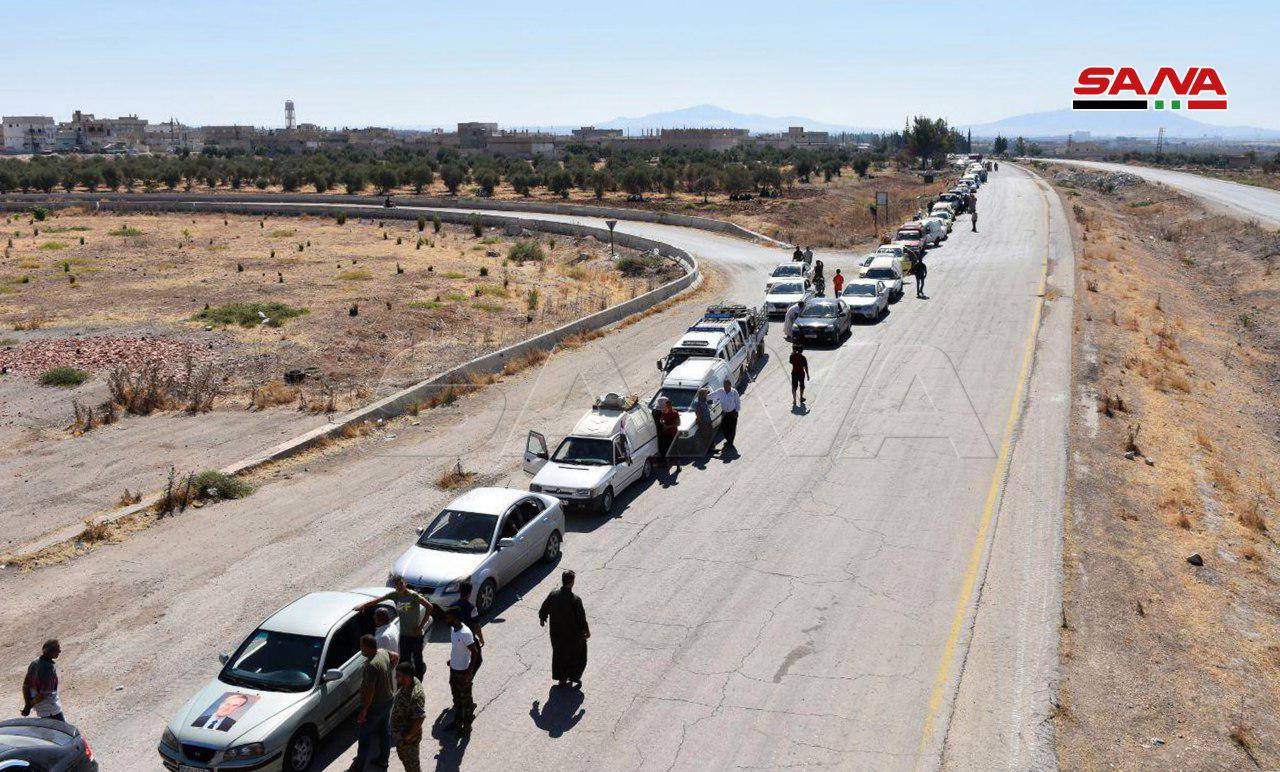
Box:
[1156,126,1165,156]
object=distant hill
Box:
[962,108,1280,140]
[596,104,882,135]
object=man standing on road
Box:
[390,662,425,772]
[539,570,590,689]
[360,577,434,681]
[350,635,393,772]
[914,258,928,299]
[783,299,805,341]
[790,346,810,406]
[971,203,978,233]
[446,610,478,733]
[813,259,824,294]
[455,580,485,674]
[21,640,63,723]
[832,269,844,297]
[654,397,680,469]
[804,246,814,264]
[692,388,714,457]
[792,246,804,262]
[373,608,398,665]
[710,378,741,452]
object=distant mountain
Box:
[962,108,1280,140]
[596,104,882,135]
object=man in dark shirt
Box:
[349,635,393,771]
[789,346,810,407]
[21,640,63,722]
[539,570,590,689]
[915,258,929,299]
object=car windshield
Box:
[651,387,699,411]
[771,265,801,277]
[417,509,498,553]
[800,302,840,318]
[877,246,901,254]
[221,629,324,692]
[865,268,898,280]
[843,283,878,297]
[769,282,804,295]
[896,230,920,240]
[552,436,613,466]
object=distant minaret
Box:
[285,100,296,130]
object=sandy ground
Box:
[0,210,670,552]
[1050,167,1280,768]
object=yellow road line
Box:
[917,171,1054,760]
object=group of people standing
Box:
[345,572,589,770]
[651,377,743,466]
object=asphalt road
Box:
[0,167,1071,770]
[1052,158,1280,228]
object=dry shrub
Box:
[1240,544,1261,561]
[1125,424,1143,455]
[339,422,371,440]
[501,348,549,376]
[1195,428,1214,452]
[1176,513,1192,530]
[118,488,142,507]
[175,354,222,413]
[1085,278,1099,293]
[78,518,111,544]
[12,316,47,331]
[1153,372,1192,394]
[252,381,299,409]
[1239,500,1268,533]
[1208,464,1236,494]
[108,362,172,415]
[434,460,476,490]
[559,329,605,350]
[1098,391,1127,416]
[467,371,501,386]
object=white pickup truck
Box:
[656,304,768,385]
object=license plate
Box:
[180,765,208,772]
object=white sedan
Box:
[768,262,814,284]
[764,280,814,317]
[159,589,399,772]
[841,279,890,321]
[392,487,565,616]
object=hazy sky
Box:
[6,0,1276,130]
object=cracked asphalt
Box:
[0,165,1071,770]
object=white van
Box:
[658,318,754,384]
[859,255,905,302]
[648,358,730,441]
[523,393,658,514]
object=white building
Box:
[3,116,57,153]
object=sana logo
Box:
[1072,67,1227,111]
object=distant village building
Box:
[458,122,498,149]
[571,126,623,142]
[2,116,57,153]
[486,130,558,158]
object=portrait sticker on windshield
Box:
[192,691,259,732]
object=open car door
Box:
[523,430,549,475]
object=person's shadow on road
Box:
[529,685,585,738]
[430,708,471,771]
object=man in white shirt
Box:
[709,378,741,451]
[373,607,399,667]
[446,610,479,733]
[783,300,805,341]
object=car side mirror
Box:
[416,526,425,535]
[497,537,517,551]
[218,652,230,665]
[322,668,343,683]
[655,358,664,372]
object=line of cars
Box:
[158,303,771,771]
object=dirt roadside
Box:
[1049,166,1280,768]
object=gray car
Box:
[789,297,852,345]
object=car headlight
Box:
[575,488,593,498]
[223,742,267,760]
[529,483,543,492]
[442,580,462,595]
[160,727,178,750]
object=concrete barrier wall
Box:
[2,197,700,557]
[2,191,784,245]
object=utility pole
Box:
[1156,126,1165,156]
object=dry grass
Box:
[77,518,111,544]
[251,381,300,409]
[1239,500,1269,533]
[117,488,142,507]
[434,460,476,491]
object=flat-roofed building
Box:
[3,116,57,153]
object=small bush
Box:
[108,225,144,237]
[434,460,476,490]
[337,269,372,281]
[443,271,466,280]
[195,302,308,328]
[191,470,254,500]
[476,283,507,297]
[417,216,427,232]
[407,300,442,310]
[616,255,661,276]
[443,291,468,302]
[508,240,545,263]
[39,366,91,387]
[335,211,347,225]
[433,215,442,233]
[472,301,503,313]
[39,241,67,251]
[31,206,48,222]
[269,228,296,238]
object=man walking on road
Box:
[971,204,978,233]
[790,346,810,406]
[360,577,435,681]
[390,662,425,772]
[539,570,590,689]
[21,640,63,723]
[710,378,741,451]
[914,258,928,299]
[446,610,478,733]
[349,635,393,771]
[832,269,844,297]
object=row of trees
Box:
[0,122,965,200]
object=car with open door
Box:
[391,488,565,617]
[158,589,398,772]
[523,392,658,514]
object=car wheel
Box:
[599,487,615,515]
[476,579,497,616]
[284,726,318,772]
[542,531,562,563]
[642,457,654,479]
